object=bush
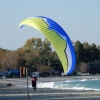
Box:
[39,72,50,77]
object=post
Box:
[26,67,29,100]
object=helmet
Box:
[32,75,35,77]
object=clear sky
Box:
[0,0,100,50]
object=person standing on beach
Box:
[32,75,37,90]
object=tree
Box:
[37,66,51,73]
[74,40,83,64]
[1,50,20,70]
[82,42,91,63]
[23,38,35,51]
[0,48,6,71]
[23,37,44,51]
[90,43,99,62]
[78,62,89,73]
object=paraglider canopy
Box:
[19,16,76,75]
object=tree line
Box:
[0,38,100,75]
[0,38,63,75]
[74,40,100,74]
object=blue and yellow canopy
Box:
[19,16,76,74]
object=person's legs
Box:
[32,81,34,88]
[32,81,36,90]
[33,83,36,90]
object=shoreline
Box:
[0,86,100,100]
[0,76,100,100]
[0,75,100,85]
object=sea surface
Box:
[17,78,100,91]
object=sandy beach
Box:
[0,76,100,100]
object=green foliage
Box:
[1,37,100,74]
[75,41,100,64]
[37,66,51,73]
[74,40,84,64]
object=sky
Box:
[0,0,100,50]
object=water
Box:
[17,78,100,91]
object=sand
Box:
[0,76,100,100]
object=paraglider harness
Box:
[32,75,37,90]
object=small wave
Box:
[66,80,70,82]
[37,82,55,88]
[91,79,99,80]
[80,79,87,81]
[16,79,100,91]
